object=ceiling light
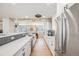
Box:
[25,16,28,18]
[42,16,45,18]
[35,14,42,18]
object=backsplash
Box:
[0,33,26,46]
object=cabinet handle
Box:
[22,52,25,56]
[22,48,25,51]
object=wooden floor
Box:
[31,37,52,56]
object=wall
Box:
[56,3,67,17]
[18,18,52,35]
[3,17,9,34]
[9,19,15,33]
[0,17,3,33]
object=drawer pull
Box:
[22,48,25,51]
[22,52,25,56]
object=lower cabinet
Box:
[14,47,26,56]
[48,36,55,50]
[14,40,31,56]
[32,37,37,48]
[25,40,31,56]
[47,36,55,54]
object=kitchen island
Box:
[0,34,34,56]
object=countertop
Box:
[0,35,33,56]
[0,32,27,38]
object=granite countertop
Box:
[0,35,33,56]
[0,32,27,38]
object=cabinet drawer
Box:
[14,40,32,56]
[25,41,31,56]
[14,46,25,56]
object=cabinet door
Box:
[28,41,31,55]
[25,43,29,56]
[14,47,25,56]
[32,38,36,48]
[15,52,25,56]
[25,40,31,56]
[48,36,55,51]
[14,40,32,56]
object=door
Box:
[55,13,67,55]
[64,4,79,55]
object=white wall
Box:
[3,17,9,34]
[56,3,67,17]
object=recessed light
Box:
[35,14,42,18]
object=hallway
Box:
[31,37,52,56]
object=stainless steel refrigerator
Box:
[55,3,79,56]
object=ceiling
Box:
[0,3,57,17]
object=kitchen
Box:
[0,3,79,56]
[0,3,56,56]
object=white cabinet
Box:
[32,37,37,48]
[25,40,31,56]
[14,46,26,56]
[46,36,55,55]
[14,40,32,56]
[48,36,55,51]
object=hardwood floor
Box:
[31,37,52,56]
